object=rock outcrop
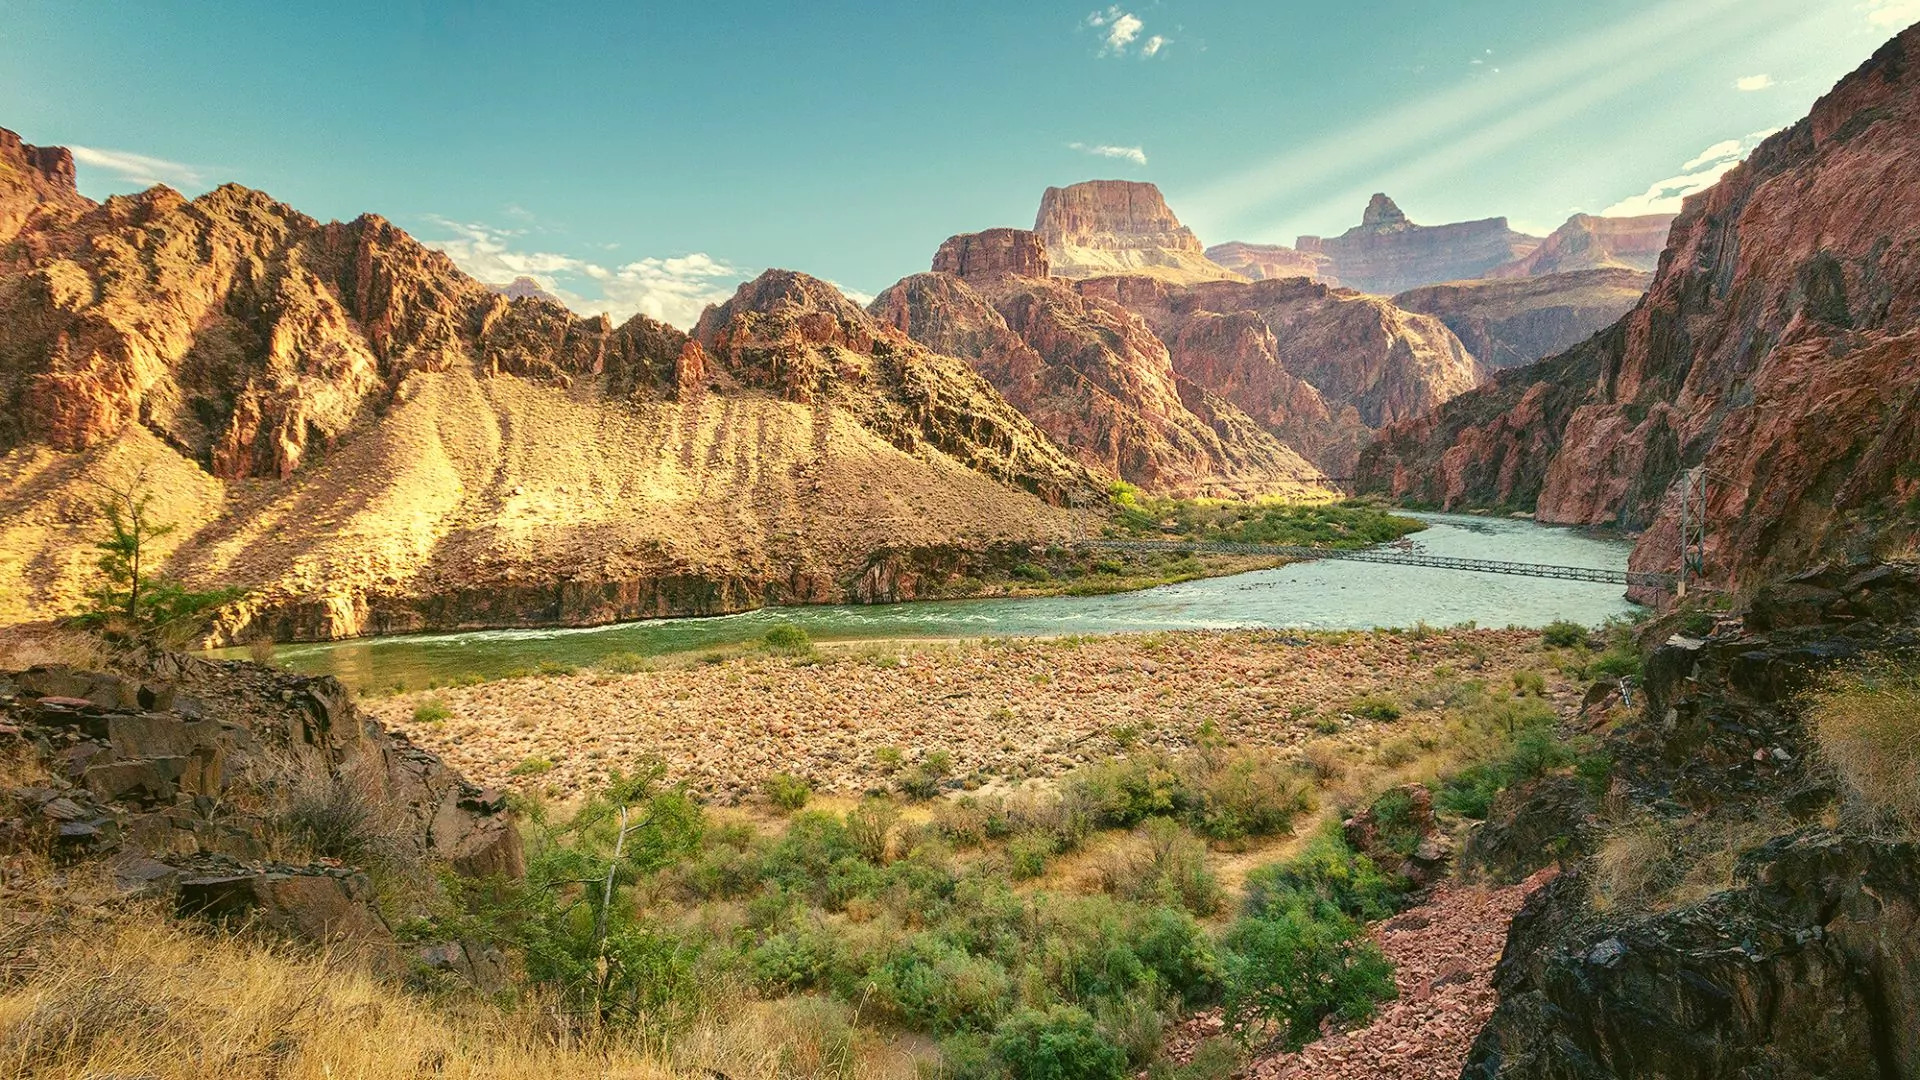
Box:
[0,654,523,963]
[1362,25,1920,594]
[0,125,1103,639]
[874,234,1320,496]
[1485,213,1674,279]
[1394,268,1652,369]
[1295,194,1542,295]
[1202,240,1332,283]
[486,275,563,303]
[1033,180,1244,284]
[1464,564,1920,1077]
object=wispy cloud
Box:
[1735,73,1775,91]
[1068,141,1149,166]
[1085,7,1166,57]
[1601,132,1773,216]
[67,145,205,189]
[419,217,742,329]
[1182,0,1821,241]
[827,281,877,306]
[1865,0,1920,27]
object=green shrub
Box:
[1346,695,1402,722]
[1188,752,1312,842]
[1590,650,1641,679]
[872,936,1013,1032]
[990,1005,1129,1080]
[1512,670,1547,697]
[594,651,651,674]
[1540,620,1588,648]
[411,699,451,724]
[1241,825,1402,923]
[1095,819,1223,916]
[508,755,554,777]
[1007,832,1056,880]
[1012,563,1052,583]
[763,624,814,653]
[1221,908,1395,1052]
[534,659,577,677]
[765,772,812,813]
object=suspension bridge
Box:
[1084,537,1678,591]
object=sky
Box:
[0,1,1911,327]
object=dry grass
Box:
[0,906,923,1080]
[1589,811,1794,914]
[1805,655,1920,835]
[0,625,110,672]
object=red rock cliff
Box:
[1034,180,1244,284]
[1362,23,1920,596]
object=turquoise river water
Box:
[226,514,1643,691]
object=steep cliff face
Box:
[1295,194,1542,295]
[0,130,1100,639]
[1202,241,1332,284]
[1034,180,1244,284]
[1363,25,1920,593]
[0,128,87,247]
[1394,268,1652,369]
[1084,275,1483,474]
[1486,213,1674,279]
[873,233,1319,496]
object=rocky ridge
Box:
[1362,25,1920,594]
[1295,194,1543,295]
[1484,212,1674,279]
[1393,268,1653,370]
[0,126,1104,639]
[874,232,1320,495]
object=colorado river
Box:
[231,513,1642,690]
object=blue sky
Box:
[0,1,1909,325]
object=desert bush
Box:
[411,699,451,724]
[1511,670,1547,697]
[1187,752,1313,842]
[763,624,814,654]
[593,651,651,674]
[278,764,412,873]
[1805,655,1920,833]
[765,773,812,813]
[990,1005,1128,1080]
[1345,694,1402,722]
[1241,825,1402,923]
[1220,907,1395,1052]
[1589,816,1682,913]
[509,755,554,777]
[1092,819,1223,916]
[846,799,899,864]
[1540,620,1588,648]
[871,936,1013,1033]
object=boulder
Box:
[1344,783,1453,890]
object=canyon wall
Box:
[1363,24,1920,594]
[1033,180,1245,285]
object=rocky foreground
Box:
[370,628,1568,800]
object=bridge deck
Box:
[1088,538,1674,590]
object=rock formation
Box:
[1295,194,1542,295]
[0,125,1105,640]
[1033,180,1245,284]
[1484,212,1674,279]
[1202,240,1332,283]
[874,231,1321,496]
[1,654,522,965]
[1394,268,1652,369]
[1362,25,1920,595]
[487,275,563,303]
[1083,275,1483,475]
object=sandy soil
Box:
[371,628,1570,800]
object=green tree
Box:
[76,471,240,642]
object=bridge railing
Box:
[1085,538,1677,590]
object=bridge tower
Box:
[1677,467,1709,598]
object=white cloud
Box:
[1735,73,1775,91]
[1601,132,1771,216]
[67,145,205,189]
[1866,0,1920,27]
[827,281,877,306]
[1068,141,1149,166]
[419,216,742,329]
[1086,7,1163,57]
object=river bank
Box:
[370,626,1590,802]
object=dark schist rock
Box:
[1464,833,1920,1079]
[1464,562,1920,1078]
[0,657,524,964]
